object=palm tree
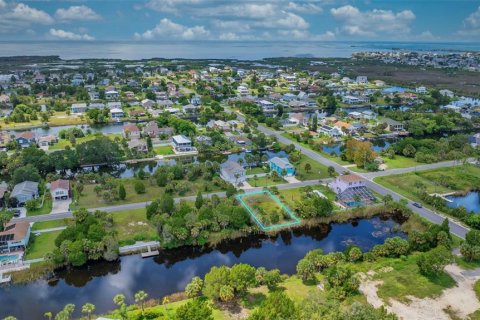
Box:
[44,312,52,320]
[253,174,258,187]
[135,290,149,315]
[81,303,95,320]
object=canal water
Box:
[0,216,405,319]
[321,139,393,156]
[447,191,480,214]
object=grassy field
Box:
[0,112,87,130]
[75,178,223,209]
[375,165,480,204]
[112,208,159,246]
[25,230,62,260]
[153,145,174,155]
[50,133,122,150]
[246,167,267,175]
[32,219,69,231]
[241,192,296,227]
[246,175,285,187]
[294,154,329,180]
[277,184,336,208]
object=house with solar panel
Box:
[269,157,295,177]
[330,174,376,207]
[0,221,31,253]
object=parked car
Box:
[412,202,423,208]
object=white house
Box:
[258,100,275,111]
[237,85,249,96]
[416,86,427,94]
[106,90,119,100]
[440,89,454,98]
[220,161,246,186]
[50,179,70,200]
[110,108,124,119]
[71,103,87,114]
[172,135,193,152]
[356,76,368,84]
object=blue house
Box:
[269,157,295,177]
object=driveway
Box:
[51,199,72,214]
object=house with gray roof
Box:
[220,161,246,186]
[11,181,39,206]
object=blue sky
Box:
[0,0,479,42]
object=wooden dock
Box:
[141,245,159,258]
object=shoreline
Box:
[7,205,411,285]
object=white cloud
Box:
[145,0,203,13]
[0,2,53,33]
[286,1,323,14]
[134,18,210,40]
[458,6,480,38]
[464,6,480,28]
[49,28,95,41]
[55,5,102,21]
[331,5,415,38]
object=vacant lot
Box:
[239,191,299,229]
[25,230,62,260]
[112,208,158,246]
[375,165,480,202]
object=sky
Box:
[0,0,479,42]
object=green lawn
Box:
[154,145,174,155]
[25,230,62,260]
[50,133,122,150]
[375,165,480,205]
[246,167,267,175]
[32,219,69,231]
[247,175,286,187]
[277,185,336,208]
[293,154,329,180]
[111,208,159,246]
[75,178,223,209]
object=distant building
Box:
[71,103,87,114]
[16,132,35,148]
[220,161,246,186]
[110,108,124,119]
[380,118,404,132]
[172,135,193,152]
[416,86,427,94]
[128,138,148,152]
[123,123,141,139]
[269,157,295,177]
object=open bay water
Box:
[0,41,479,60]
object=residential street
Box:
[233,110,470,239]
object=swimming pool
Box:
[0,255,19,264]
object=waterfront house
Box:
[318,125,343,138]
[330,174,375,207]
[71,103,87,114]
[128,138,148,153]
[38,135,58,148]
[16,132,35,148]
[380,118,404,132]
[110,108,124,119]
[10,181,39,206]
[269,157,295,177]
[142,121,160,138]
[172,135,193,152]
[50,179,70,200]
[123,123,140,139]
[0,221,31,253]
[220,161,246,186]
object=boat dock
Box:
[119,241,160,257]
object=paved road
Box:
[233,110,470,239]
[14,179,329,223]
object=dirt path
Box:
[359,264,480,320]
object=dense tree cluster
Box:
[147,195,251,248]
[48,209,119,266]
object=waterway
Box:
[447,191,480,214]
[0,216,405,319]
